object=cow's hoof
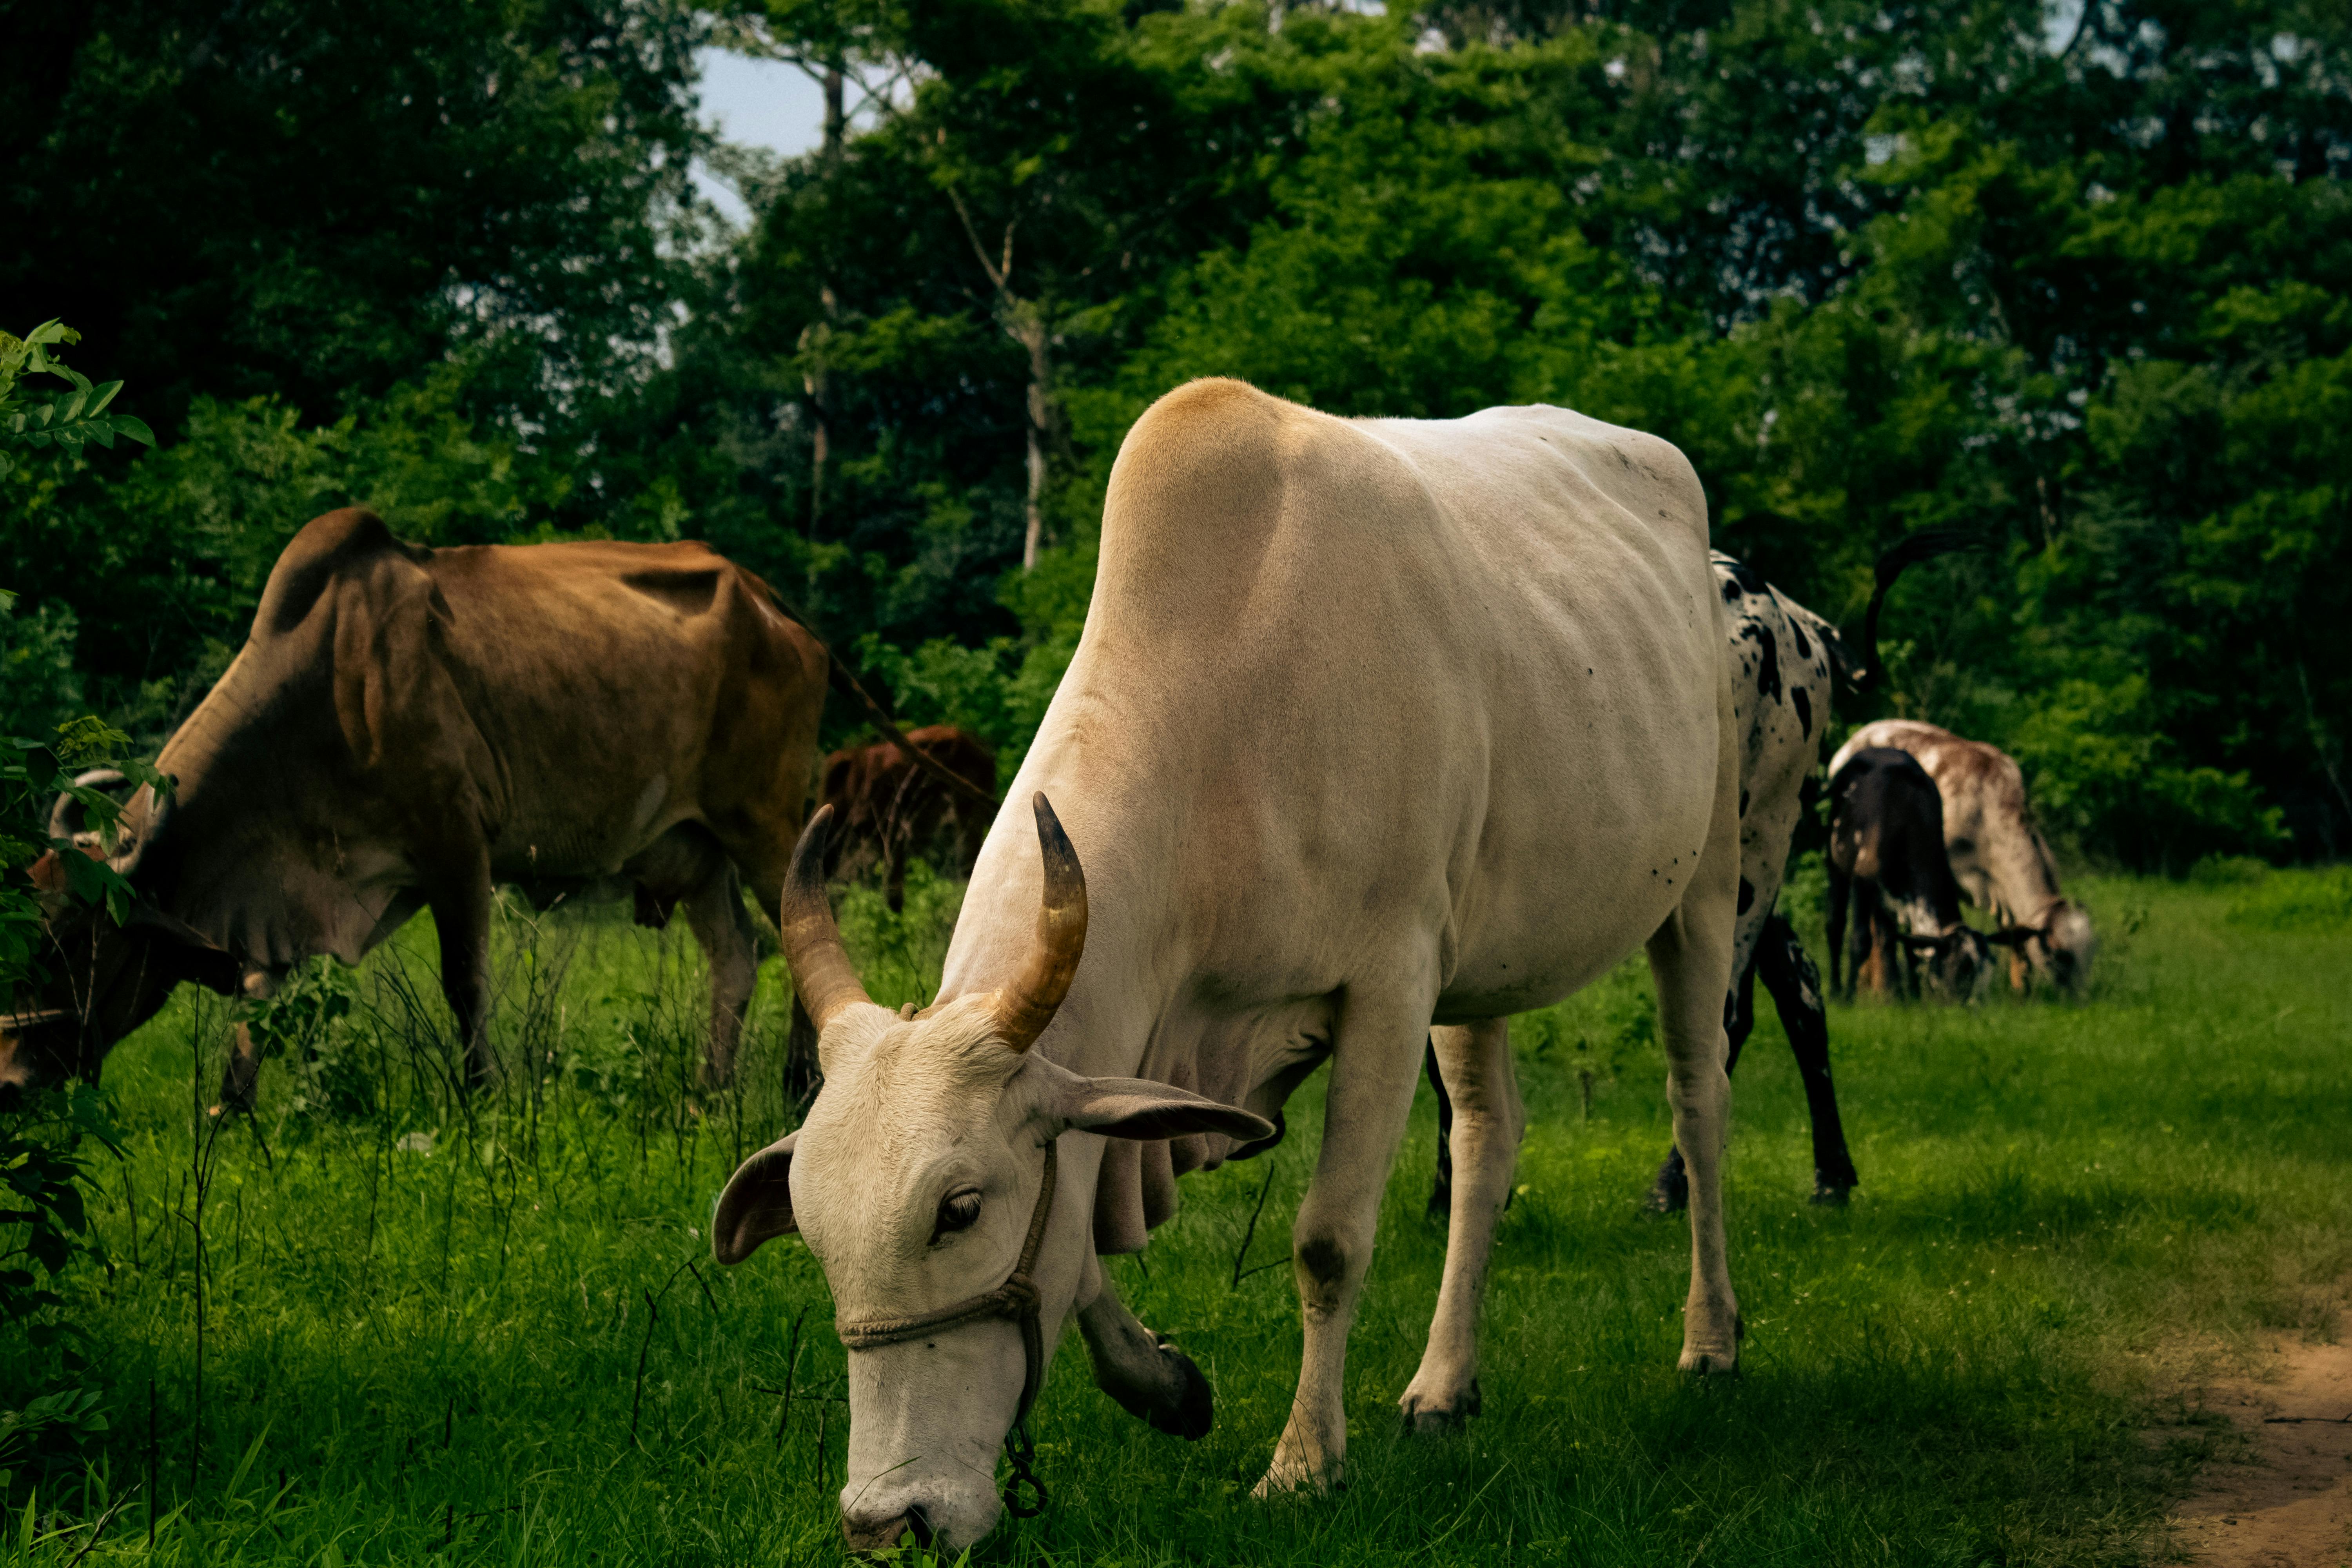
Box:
[1250,1458,1338,1499]
[1144,1341,1213,1442]
[1398,1377,1481,1434]
[1646,1171,1690,1214]
[1679,1315,1742,1376]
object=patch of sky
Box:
[691,48,827,230]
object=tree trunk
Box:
[1009,302,1055,572]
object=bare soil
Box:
[2163,1316,2352,1568]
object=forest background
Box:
[5,0,2348,872]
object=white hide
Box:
[767,381,1746,1548]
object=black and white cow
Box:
[1428,551,1863,1214]
[1824,747,1994,1001]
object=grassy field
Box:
[5,860,2349,1566]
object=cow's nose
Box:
[842,1504,933,1556]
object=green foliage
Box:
[8,0,2350,859]
[0,321,155,479]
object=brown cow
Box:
[819,725,996,911]
[0,507,827,1109]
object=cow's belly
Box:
[1434,725,1718,1020]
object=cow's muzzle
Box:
[842,1503,933,1556]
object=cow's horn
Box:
[778,805,872,1038]
[49,768,127,845]
[112,784,171,877]
[994,793,1087,1054]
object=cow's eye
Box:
[933,1188,982,1241]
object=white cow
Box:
[1829,719,2094,991]
[713,379,1746,1551]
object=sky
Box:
[687,5,2091,223]
[691,49,828,227]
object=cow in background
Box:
[1826,747,1995,1000]
[1832,719,2094,993]
[819,725,998,911]
[1428,551,1864,1215]
[3,508,828,1109]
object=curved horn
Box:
[112,783,170,877]
[993,793,1088,1054]
[49,768,128,845]
[778,806,873,1037]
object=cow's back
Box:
[950,379,1726,1030]
[421,539,824,871]
[143,513,825,962]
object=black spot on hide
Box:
[1740,622,1782,703]
[1792,685,1813,739]
[1739,788,1750,817]
[1789,620,1812,660]
[1738,877,1755,914]
[1717,556,1767,599]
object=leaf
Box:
[110,413,156,446]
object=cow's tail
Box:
[753,577,1004,813]
[820,658,1003,811]
[1842,528,1982,691]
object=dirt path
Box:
[2169,1319,2352,1568]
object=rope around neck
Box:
[833,1138,1058,1517]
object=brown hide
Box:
[818,726,996,908]
[10,508,826,1097]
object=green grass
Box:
[6,864,2350,1566]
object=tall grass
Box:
[4,863,2347,1566]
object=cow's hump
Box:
[254,508,427,639]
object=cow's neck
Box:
[934,717,1191,1084]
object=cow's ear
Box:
[712,1131,798,1265]
[1055,1075,1275,1145]
[1986,925,2039,948]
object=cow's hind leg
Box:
[1650,669,1744,1375]
[1651,957,1757,1213]
[1401,1017,1522,1432]
[1757,914,1857,1202]
[1825,862,1851,998]
[430,859,498,1091]
[681,862,760,1088]
[1423,1037,1454,1221]
[1076,1259,1213,1441]
[1256,987,1430,1496]
[211,1022,263,1118]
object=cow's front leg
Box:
[1400,1016,1521,1431]
[1257,993,1427,1497]
[680,864,759,1088]
[1074,1257,1212,1441]
[430,861,497,1091]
